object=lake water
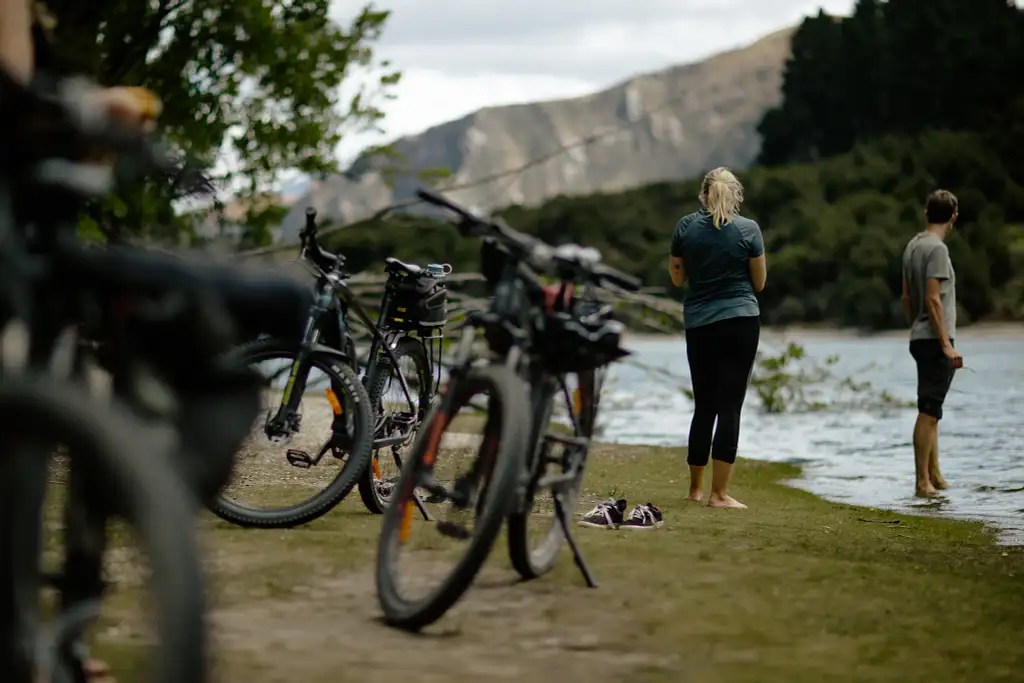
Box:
[600,333,1024,543]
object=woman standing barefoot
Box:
[669,167,766,509]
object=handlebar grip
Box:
[300,208,318,247]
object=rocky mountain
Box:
[276,25,794,244]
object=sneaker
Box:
[621,503,663,530]
[578,498,627,529]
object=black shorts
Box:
[909,339,955,419]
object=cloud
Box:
[335,1,856,79]
[329,0,858,162]
[370,0,840,46]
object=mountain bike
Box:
[210,209,447,526]
[0,72,310,682]
[375,188,640,631]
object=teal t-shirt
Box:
[670,209,764,329]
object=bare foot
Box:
[35,660,114,683]
[931,474,949,490]
[707,493,747,509]
[915,484,938,497]
[83,660,114,683]
[685,492,703,502]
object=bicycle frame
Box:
[422,256,600,586]
[268,264,430,449]
[0,200,110,680]
[0,209,189,680]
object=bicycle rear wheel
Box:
[0,376,205,683]
[375,364,530,631]
[358,336,432,514]
[507,369,598,579]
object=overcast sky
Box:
[327,0,857,163]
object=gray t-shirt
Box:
[670,209,763,329]
[902,231,956,341]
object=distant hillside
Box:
[276,26,794,243]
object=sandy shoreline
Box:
[625,321,1024,343]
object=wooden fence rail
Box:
[342,271,684,345]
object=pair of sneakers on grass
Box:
[579,499,663,530]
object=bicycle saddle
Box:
[385,257,423,276]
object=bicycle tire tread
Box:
[0,378,206,683]
[208,338,373,528]
[375,364,531,630]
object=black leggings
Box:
[684,315,760,466]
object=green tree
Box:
[758,0,1024,172]
[43,0,398,245]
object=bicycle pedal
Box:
[435,520,471,540]
[391,412,417,426]
[285,449,314,468]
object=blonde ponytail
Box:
[699,167,744,228]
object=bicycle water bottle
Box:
[426,263,452,279]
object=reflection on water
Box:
[600,334,1024,544]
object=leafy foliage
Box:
[42,0,397,244]
[757,0,1024,167]
[749,342,910,414]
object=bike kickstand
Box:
[413,491,433,521]
[553,493,598,588]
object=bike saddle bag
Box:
[383,270,448,330]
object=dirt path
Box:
[207,559,671,683]
[190,406,670,683]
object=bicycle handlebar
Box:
[298,207,343,274]
[414,188,641,291]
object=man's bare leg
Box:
[913,413,938,496]
[707,459,746,509]
[928,423,948,489]
[686,465,704,502]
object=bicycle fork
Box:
[266,301,325,444]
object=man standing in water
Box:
[901,190,963,497]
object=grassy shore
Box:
[87,443,1024,683]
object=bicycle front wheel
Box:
[375,364,530,631]
[507,369,598,579]
[0,376,206,683]
[209,338,373,528]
